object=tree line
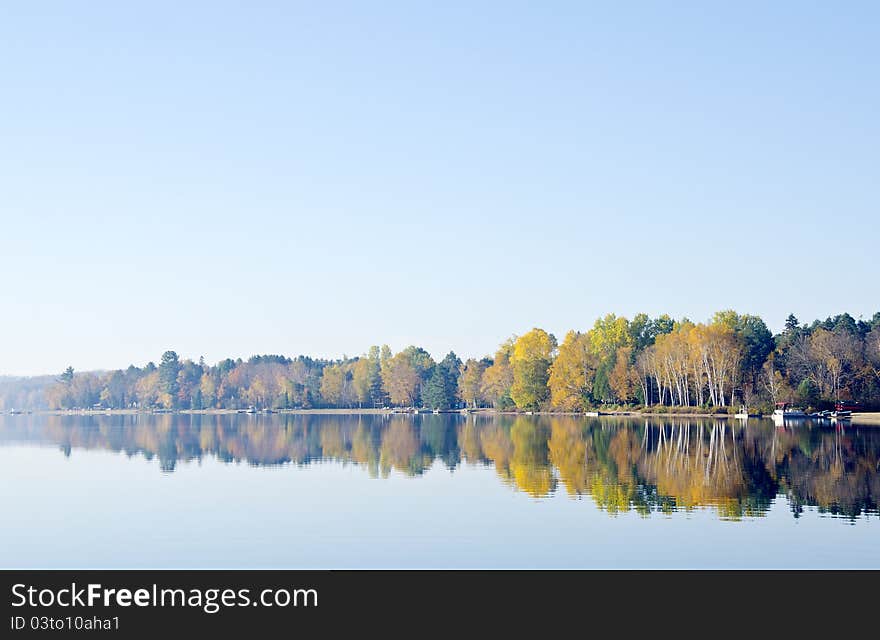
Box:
[38,309,880,412]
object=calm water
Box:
[1,413,878,568]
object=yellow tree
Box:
[702,321,742,407]
[381,351,420,406]
[634,347,656,405]
[199,373,217,409]
[548,331,595,410]
[608,346,636,403]
[510,328,557,411]
[480,339,515,409]
[320,364,347,407]
[458,358,487,408]
[351,347,381,407]
[588,314,633,361]
[654,323,693,406]
[584,314,633,404]
[135,371,161,409]
[351,358,372,405]
[247,377,268,408]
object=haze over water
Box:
[1,413,877,569]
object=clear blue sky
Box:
[1,2,878,375]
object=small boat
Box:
[735,407,762,419]
[772,402,807,422]
[831,410,852,419]
[584,411,600,417]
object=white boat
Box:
[772,402,807,422]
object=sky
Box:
[1,1,878,376]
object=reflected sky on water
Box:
[1,413,878,568]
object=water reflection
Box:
[2,413,878,520]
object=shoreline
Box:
[15,408,880,424]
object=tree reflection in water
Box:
[3,413,878,520]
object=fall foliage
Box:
[3,310,875,413]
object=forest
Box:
[9,310,880,413]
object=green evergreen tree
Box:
[421,367,453,409]
[159,351,181,407]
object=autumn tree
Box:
[135,370,161,408]
[586,314,633,403]
[548,331,595,410]
[176,359,204,409]
[808,327,861,402]
[380,346,434,407]
[510,328,556,411]
[352,346,382,407]
[713,310,774,404]
[458,358,487,408]
[480,339,515,410]
[320,363,352,407]
[99,370,128,408]
[608,346,636,403]
[199,372,218,409]
[382,351,421,406]
[693,321,742,407]
[761,354,790,404]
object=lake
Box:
[1,413,878,569]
